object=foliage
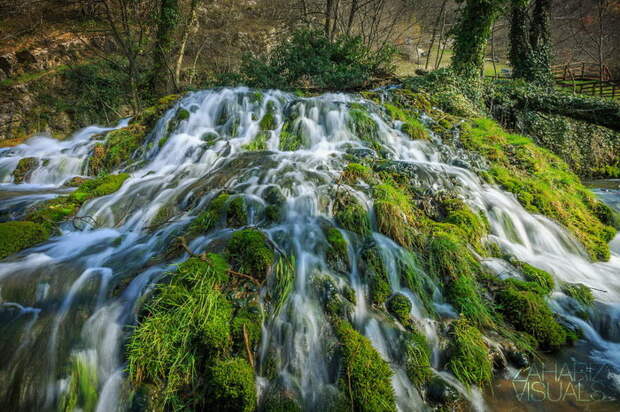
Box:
[333,192,371,237]
[515,261,555,295]
[227,196,248,228]
[447,318,492,387]
[402,330,433,388]
[69,173,130,203]
[324,227,349,268]
[386,293,412,324]
[373,183,416,247]
[0,221,50,260]
[270,255,296,316]
[334,320,396,412]
[58,353,99,412]
[239,29,396,90]
[191,193,230,233]
[360,244,391,306]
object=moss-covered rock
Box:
[191,193,231,233]
[334,320,396,412]
[386,293,412,324]
[206,358,256,412]
[373,183,416,248]
[227,229,275,280]
[333,192,371,237]
[496,286,567,350]
[259,112,277,131]
[515,261,555,295]
[324,227,349,269]
[447,318,493,387]
[0,221,50,259]
[12,157,39,183]
[359,243,391,306]
[88,124,147,175]
[227,196,248,228]
[278,121,305,151]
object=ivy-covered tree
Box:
[509,0,553,85]
[451,0,506,78]
[151,0,180,95]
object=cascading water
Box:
[0,87,619,411]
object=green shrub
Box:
[334,320,396,412]
[447,319,492,387]
[227,229,275,280]
[0,221,50,259]
[239,29,396,90]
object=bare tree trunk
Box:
[425,0,447,70]
[346,0,358,36]
[325,0,334,38]
[174,0,198,87]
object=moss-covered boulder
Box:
[227,229,275,280]
[206,358,256,412]
[447,318,492,387]
[386,293,412,324]
[12,157,39,183]
[0,221,50,259]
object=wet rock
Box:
[262,185,286,206]
[425,376,461,406]
[507,350,530,369]
[12,157,39,183]
[64,176,91,187]
[345,147,377,159]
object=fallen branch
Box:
[242,324,255,369]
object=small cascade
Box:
[0,87,619,411]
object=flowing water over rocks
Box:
[0,88,619,411]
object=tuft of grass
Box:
[190,193,230,233]
[270,255,296,316]
[226,196,248,228]
[333,192,371,237]
[373,183,416,247]
[58,353,99,412]
[386,293,412,324]
[334,320,396,412]
[447,318,492,387]
[561,283,594,306]
[243,131,269,151]
[324,227,349,268]
[402,330,433,388]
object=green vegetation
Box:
[206,358,256,412]
[69,173,130,203]
[384,103,429,141]
[127,254,259,411]
[373,183,415,247]
[515,261,555,295]
[403,330,433,388]
[88,125,146,175]
[447,319,492,387]
[341,163,374,185]
[334,320,396,412]
[0,221,50,260]
[227,229,275,280]
[58,354,99,412]
[278,121,305,151]
[333,192,371,237]
[360,244,391,306]
[459,118,616,261]
[243,131,269,151]
[496,286,567,350]
[324,227,349,268]
[259,112,277,130]
[239,29,396,90]
[561,283,594,306]
[191,193,230,233]
[227,196,248,228]
[12,157,38,183]
[386,293,412,324]
[270,255,296,316]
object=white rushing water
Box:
[0,87,619,411]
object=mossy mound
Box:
[402,330,433,388]
[561,283,594,307]
[324,227,349,269]
[373,183,416,248]
[459,118,616,261]
[359,243,391,306]
[333,192,371,237]
[496,286,567,350]
[334,320,396,412]
[88,124,147,175]
[383,103,430,141]
[127,253,260,411]
[447,319,492,387]
[386,293,412,324]
[227,229,275,280]
[206,358,256,412]
[0,221,50,259]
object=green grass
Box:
[447,318,492,387]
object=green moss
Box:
[227,196,248,228]
[373,183,415,247]
[360,244,391,306]
[259,112,277,131]
[348,106,382,152]
[12,157,39,183]
[447,319,492,387]
[325,227,349,267]
[231,304,262,356]
[402,330,433,388]
[261,389,302,412]
[459,118,616,261]
[516,261,554,295]
[313,274,353,318]
[386,293,412,324]
[58,353,98,412]
[333,193,371,237]
[0,221,50,259]
[206,358,256,412]
[426,232,493,327]
[561,283,594,306]
[384,103,430,141]
[127,254,233,410]
[243,131,269,151]
[69,173,130,203]
[496,286,567,350]
[342,163,374,184]
[279,121,305,151]
[227,229,275,280]
[334,320,396,412]
[191,193,230,233]
[176,108,190,121]
[88,124,147,175]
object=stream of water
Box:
[0,88,619,411]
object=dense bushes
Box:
[238,29,396,90]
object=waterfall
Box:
[0,87,619,411]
